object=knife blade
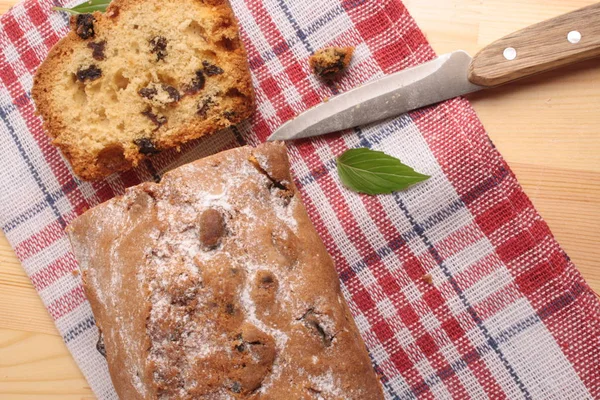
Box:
[268,51,481,141]
[267,3,600,141]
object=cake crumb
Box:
[72,269,80,276]
[309,47,354,80]
[422,274,433,285]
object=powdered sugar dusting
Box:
[272,192,298,232]
[309,370,345,398]
[131,371,146,396]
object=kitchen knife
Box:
[268,3,600,142]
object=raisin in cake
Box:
[67,142,384,399]
[32,0,255,181]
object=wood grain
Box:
[468,2,600,86]
[1,0,599,398]
[0,329,94,399]
[0,0,11,13]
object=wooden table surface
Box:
[1,0,598,398]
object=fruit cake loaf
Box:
[67,142,384,399]
[32,0,255,181]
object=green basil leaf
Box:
[336,148,430,195]
[53,0,111,15]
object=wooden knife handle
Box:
[468,3,600,87]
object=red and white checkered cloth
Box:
[1,0,599,398]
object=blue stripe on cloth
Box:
[538,281,586,320]
[2,171,80,232]
[63,314,96,343]
[400,199,466,242]
[297,158,337,187]
[370,354,404,400]
[0,102,67,229]
[393,195,532,399]
[460,165,510,206]
[339,198,468,281]
[399,281,586,398]
[275,0,314,54]
[357,115,415,147]
[353,126,371,148]
[338,235,407,283]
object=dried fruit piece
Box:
[138,83,180,107]
[260,273,274,287]
[197,97,214,117]
[300,309,335,347]
[75,14,95,40]
[149,36,168,61]
[141,109,167,128]
[87,40,106,61]
[185,70,206,95]
[162,85,181,101]
[235,342,245,352]
[216,37,239,51]
[230,381,241,393]
[202,60,224,76]
[228,324,277,394]
[76,65,102,82]
[199,208,225,248]
[309,46,355,80]
[138,87,157,99]
[223,110,237,121]
[134,137,161,155]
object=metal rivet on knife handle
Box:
[503,47,517,60]
[568,30,582,44]
[468,2,600,87]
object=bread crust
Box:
[67,142,384,399]
[32,0,255,181]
